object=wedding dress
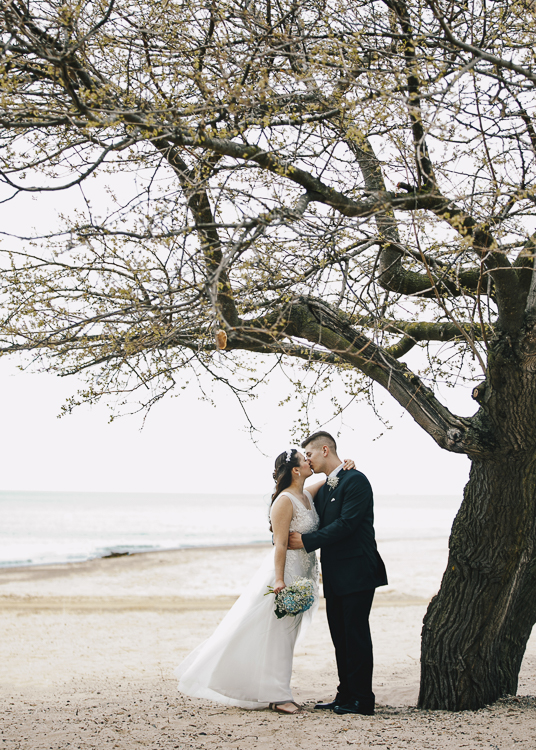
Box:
[175,490,320,709]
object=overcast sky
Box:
[0,353,474,497]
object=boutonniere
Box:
[327,476,339,490]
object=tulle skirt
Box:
[175,549,318,709]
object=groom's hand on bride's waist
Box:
[288,532,304,550]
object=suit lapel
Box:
[323,470,350,512]
[315,483,331,525]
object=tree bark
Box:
[419,330,536,709]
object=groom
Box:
[288,431,387,716]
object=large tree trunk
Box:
[419,338,536,710]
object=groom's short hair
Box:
[301,431,337,452]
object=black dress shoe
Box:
[333,700,375,716]
[314,699,342,710]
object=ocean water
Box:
[0,490,462,568]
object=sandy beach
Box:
[1,545,535,749]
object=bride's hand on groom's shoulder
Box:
[273,579,286,594]
[343,458,355,470]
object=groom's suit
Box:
[301,467,387,708]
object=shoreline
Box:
[0,532,453,573]
[0,540,273,573]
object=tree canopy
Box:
[2,0,533,439]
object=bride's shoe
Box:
[269,701,304,714]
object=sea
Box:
[0,490,461,569]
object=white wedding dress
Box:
[175,490,320,709]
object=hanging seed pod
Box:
[215,329,227,350]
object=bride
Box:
[175,448,353,714]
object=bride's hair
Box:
[269,449,300,531]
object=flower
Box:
[265,577,315,619]
[326,476,339,489]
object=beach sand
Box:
[1,546,535,749]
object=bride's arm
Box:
[270,495,294,594]
[305,458,356,499]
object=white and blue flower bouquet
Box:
[265,577,315,619]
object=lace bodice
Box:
[275,490,319,534]
[270,489,319,586]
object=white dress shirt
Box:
[328,463,344,479]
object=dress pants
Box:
[325,587,375,706]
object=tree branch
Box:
[385,320,489,358]
[426,0,536,86]
[222,297,489,456]
[282,297,486,454]
[152,138,240,327]
[383,0,437,189]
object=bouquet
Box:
[265,577,315,619]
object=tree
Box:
[2,0,536,710]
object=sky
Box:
[0,354,474,497]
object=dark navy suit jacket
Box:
[302,468,387,596]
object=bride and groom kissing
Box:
[176,431,387,716]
